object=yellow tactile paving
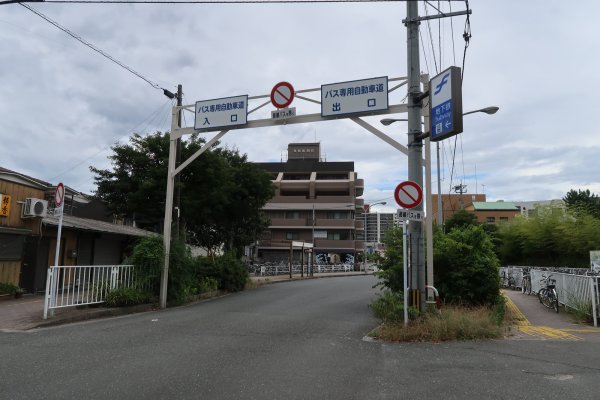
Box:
[504,294,582,341]
[517,325,581,341]
[505,295,530,326]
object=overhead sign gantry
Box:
[160,75,434,309]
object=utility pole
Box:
[174,84,182,240]
[405,1,426,311]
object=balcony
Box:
[268,218,310,228]
[315,218,354,228]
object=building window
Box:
[327,232,350,240]
[486,217,496,224]
[285,211,302,219]
[500,217,509,222]
[286,232,300,240]
[0,233,25,261]
[326,211,349,219]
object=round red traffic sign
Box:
[270,81,295,109]
[55,182,65,207]
[394,181,423,209]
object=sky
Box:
[2,0,600,213]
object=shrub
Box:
[434,225,501,306]
[128,236,164,294]
[198,277,219,293]
[370,291,404,323]
[105,287,152,307]
[0,282,19,295]
[214,252,248,292]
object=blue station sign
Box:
[429,66,463,142]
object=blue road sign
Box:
[429,67,463,142]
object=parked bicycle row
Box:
[500,266,600,324]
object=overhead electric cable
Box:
[47,99,172,182]
[449,0,456,65]
[19,3,167,92]
[418,28,431,75]
[22,0,464,3]
[424,3,439,73]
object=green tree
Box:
[374,224,405,293]
[90,132,274,254]
[434,224,501,305]
[445,209,479,232]
[563,189,600,219]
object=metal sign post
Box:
[402,220,408,326]
[45,182,65,319]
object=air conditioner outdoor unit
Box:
[22,198,48,218]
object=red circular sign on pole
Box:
[55,182,65,207]
[394,181,423,209]
[270,82,295,109]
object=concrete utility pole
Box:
[174,84,183,240]
[405,2,426,311]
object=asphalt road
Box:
[1,275,600,399]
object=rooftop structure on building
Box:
[254,143,364,266]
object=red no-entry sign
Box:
[55,182,65,208]
[270,81,295,109]
[394,181,423,209]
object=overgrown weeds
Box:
[370,305,505,342]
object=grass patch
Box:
[245,278,271,289]
[371,306,505,342]
[564,291,594,324]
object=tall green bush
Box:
[434,224,501,305]
[374,225,405,293]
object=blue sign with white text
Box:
[428,67,463,142]
[431,99,453,139]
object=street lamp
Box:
[380,106,500,225]
[363,201,386,273]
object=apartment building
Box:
[362,211,398,254]
[254,143,364,266]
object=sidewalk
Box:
[0,272,372,332]
[503,289,600,341]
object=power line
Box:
[19,0,463,3]
[47,99,172,182]
[19,3,166,92]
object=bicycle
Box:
[538,275,559,313]
[521,268,532,295]
[501,271,516,290]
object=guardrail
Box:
[247,263,354,276]
[500,266,599,327]
[43,265,138,319]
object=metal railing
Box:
[500,266,600,327]
[247,263,354,276]
[43,265,138,319]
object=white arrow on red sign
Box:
[394,181,423,209]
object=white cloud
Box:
[1,1,599,205]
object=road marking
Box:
[504,294,581,341]
[517,325,581,341]
[505,295,530,326]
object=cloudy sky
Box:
[2,0,599,212]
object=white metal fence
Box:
[248,263,354,276]
[500,266,600,327]
[43,265,138,319]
